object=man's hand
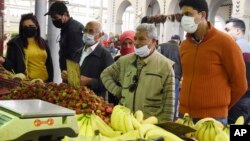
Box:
[61,70,68,82]
[0,56,5,64]
[80,75,92,86]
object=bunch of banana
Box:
[174,113,195,138]
[111,105,160,134]
[110,105,142,133]
[77,114,95,141]
[90,114,122,137]
[195,120,223,141]
[194,117,224,130]
[62,114,94,141]
[139,124,184,141]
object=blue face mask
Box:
[83,33,95,46]
[135,45,151,57]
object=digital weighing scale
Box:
[0,99,79,141]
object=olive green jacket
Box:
[101,51,175,122]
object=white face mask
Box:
[135,45,151,57]
[181,16,198,33]
[83,33,95,46]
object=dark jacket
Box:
[59,18,84,71]
[3,36,54,82]
[159,40,182,80]
[73,43,114,97]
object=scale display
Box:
[0,99,79,141]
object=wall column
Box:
[47,0,62,83]
[35,0,47,39]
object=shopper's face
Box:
[84,22,101,41]
[224,22,239,40]
[121,39,134,48]
[134,30,155,50]
[181,6,203,24]
[51,14,65,28]
[22,19,36,28]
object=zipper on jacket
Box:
[188,43,199,115]
[132,58,144,112]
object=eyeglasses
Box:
[129,75,138,92]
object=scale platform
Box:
[0,99,79,141]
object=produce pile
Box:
[63,105,184,141]
[0,82,114,123]
[174,113,245,141]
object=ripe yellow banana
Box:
[79,117,89,137]
[183,114,194,128]
[202,122,211,141]
[139,124,158,138]
[195,121,208,141]
[215,130,229,141]
[111,106,125,130]
[175,118,184,124]
[235,116,244,125]
[142,116,158,124]
[130,113,142,129]
[212,122,223,140]
[111,108,123,131]
[124,112,134,132]
[91,114,122,137]
[85,118,94,140]
[112,130,141,140]
[145,126,184,141]
[134,110,144,123]
[118,110,127,133]
[208,122,218,141]
[223,125,230,136]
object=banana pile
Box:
[62,105,184,141]
[175,114,245,141]
[194,119,225,141]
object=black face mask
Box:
[52,19,64,28]
[23,26,37,38]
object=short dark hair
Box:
[171,35,181,40]
[226,18,246,34]
[179,0,209,20]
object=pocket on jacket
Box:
[144,98,163,116]
[143,72,164,95]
